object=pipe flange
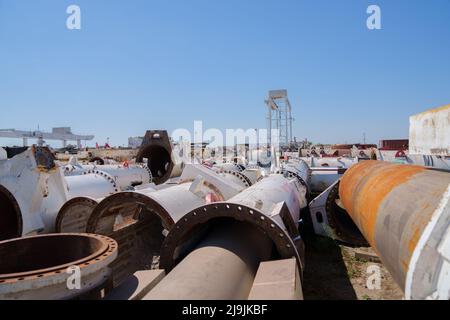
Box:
[160,202,303,274]
[86,191,175,235]
[220,170,252,188]
[219,162,244,172]
[230,162,244,172]
[324,181,368,246]
[277,169,310,198]
[81,169,119,192]
[141,163,153,183]
[0,233,117,300]
[55,197,99,233]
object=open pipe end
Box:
[137,145,173,185]
[160,202,303,275]
[0,233,116,278]
[136,130,174,185]
[55,197,99,233]
[86,192,175,286]
[87,192,174,234]
[325,181,368,246]
[0,233,117,300]
[0,185,22,241]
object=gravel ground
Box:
[301,234,404,300]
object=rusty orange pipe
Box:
[339,160,450,294]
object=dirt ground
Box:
[301,234,404,300]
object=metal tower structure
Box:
[265,89,294,148]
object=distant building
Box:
[379,139,409,150]
[409,104,449,156]
[128,137,144,149]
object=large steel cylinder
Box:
[229,174,307,226]
[79,165,245,286]
[55,196,103,233]
[0,146,139,239]
[65,173,118,199]
[144,221,273,300]
[157,173,308,300]
[280,158,311,196]
[86,164,247,236]
[0,233,117,300]
[339,160,450,299]
[214,169,253,189]
[63,164,152,190]
[136,130,180,185]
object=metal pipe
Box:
[63,164,152,190]
[301,156,358,168]
[57,164,247,235]
[339,160,450,299]
[308,180,367,245]
[156,173,308,300]
[0,233,117,300]
[79,164,246,286]
[85,164,246,235]
[55,197,102,233]
[0,146,124,238]
[144,221,273,300]
[136,130,181,185]
[65,173,118,199]
[214,169,253,188]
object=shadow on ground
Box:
[301,232,358,300]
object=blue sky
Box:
[1,0,449,147]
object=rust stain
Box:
[404,201,436,261]
[408,227,421,257]
[411,104,450,118]
[400,259,409,273]
[339,160,385,216]
[340,161,425,245]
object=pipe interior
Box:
[326,186,367,246]
[0,235,103,275]
[91,200,166,286]
[0,186,21,241]
[146,220,273,300]
[138,145,171,184]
